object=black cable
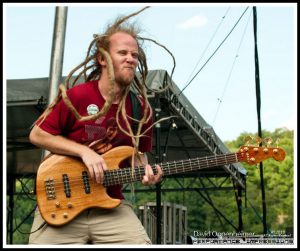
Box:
[177,7,250,98]
[184,7,231,87]
[13,205,37,234]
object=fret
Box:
[113,170,119,184]
[165,162,170,175]
[153,165,157,176]
[128,168,133,182]
[188,159,192,172]
[218,155,222,165]
[210,157,215,166]
[180,160,183,173]
[123,168,129,183]
[120,169,124,184]
[224,154,228,165]
[137,167,143,181]
[117,170,121,183]
[103,172,109,187]
[110,170,117,185]
[135,166,140,181]
[129,168,134,183]
[127,168,134,183]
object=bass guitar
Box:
[36,145,285,226]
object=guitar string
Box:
[35,153,242,193]
[36,147,279,193]
[37,153,240,187]
[40,147,278,191]
[36,153,240,190]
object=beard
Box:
[115,68,135,87]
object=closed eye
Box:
[132,52,139,59]
[118,50,127,56]
[118,50,139,59]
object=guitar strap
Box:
[129,90,142,135]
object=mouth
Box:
[123,68,135,76]
[124,67,134,71]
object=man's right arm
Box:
[30,125,87,157]
[29,125,107,183]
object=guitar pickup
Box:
[82,171,91,194]
[62,174,71,198]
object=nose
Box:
[126,54,138,65]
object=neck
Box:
[98,77,124,104]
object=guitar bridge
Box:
[44,178,56,200]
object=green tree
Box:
[225,128,294,234]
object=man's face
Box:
[108,32,139,86]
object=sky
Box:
[4,2,297,142]
[2,3,298,248]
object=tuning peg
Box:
[263,137,273,147]
[255,137,262,146]
[244,136,253,146]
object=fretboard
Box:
[103,152,240,187]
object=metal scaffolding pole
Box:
[48,6,68,104]
[42,6,68,158]
[155,94,162,244]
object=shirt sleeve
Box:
[37,96,76,136]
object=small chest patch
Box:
[87,104,99,115]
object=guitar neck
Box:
[103,152,239,187]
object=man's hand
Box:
[142,164,163,185]
[29,125,108,184]
[81,148,108,184]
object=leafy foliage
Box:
[224,128,294,234]
[130,127,294,238]
[6,177,36,244]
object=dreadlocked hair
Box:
[34,6,180,201]
[36,7,152,154]
[36,6,177,186]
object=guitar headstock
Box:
[237,144,286,165]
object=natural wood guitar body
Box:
[36,146,135,226]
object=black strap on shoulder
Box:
[129,91,142,135]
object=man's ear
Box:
[97,53,106,66]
